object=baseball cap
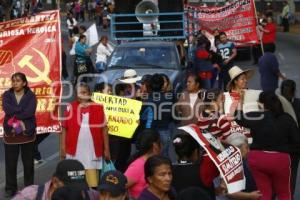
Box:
[53,159,88,190]
[98,170,127,197]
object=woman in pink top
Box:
[125,130,162,199]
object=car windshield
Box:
[107,46,179,69]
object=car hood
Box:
[100,68,180,84]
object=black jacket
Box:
[235,110,300,154]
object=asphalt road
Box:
[0,18,300,199]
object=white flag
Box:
[85,24,99,47]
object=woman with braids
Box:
[125,129,162,199]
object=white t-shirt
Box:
[189,93,198,109]
[69,36,79,56]
[96,43,114,63]
[67,113,102,169]
[66,18,78,30]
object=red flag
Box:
[0,10,62,136]
[186,0,259,46]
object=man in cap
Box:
[12,159,99,200]
[98,170,128,200]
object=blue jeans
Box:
[95,62,106,73]
[158,129,171,157]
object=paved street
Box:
[0,16,300,199]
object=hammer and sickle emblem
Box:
[18,48,51,84]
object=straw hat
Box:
[227,66,255,90]
[119,69,142,84]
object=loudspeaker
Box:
[114,0,143,38]
[114,0,184,39]
[158,0,184,37]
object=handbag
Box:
[76,61,88,74]
[100,160,116,178]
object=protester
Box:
[138,74,152,98]
[194,35,215,89]
[280,79,300,195]
[196,89,231,198]
[94,82,112,94]
[2,72,37,198]
[227,66,254,92]
[281,1,290,32]
[144,73,174,157]
[66,12,78,37]
[80,2,85,22]
[125,129,162,199]
[198,88,231,141]
[74,34,93,84]
[61,83,110,188]
[172,132,208,194]
[176,74,204,126]
[137,155,176,200]
[110,69,141,172]
[259,51,286,92]
[13,159,99,200]
[134,74,153,144]
[61,43,69,81]
[161,74,172,93]
[234,91,300,200]
[224,133,262,200]
[102,6,109,31]
[258,16,276,53]
[74,1,81,21]
[51,186,88,200]
[217,32,237,90]
[98,170,128,200]
[265,2,273,17]
[95,36,114,73]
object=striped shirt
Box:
[198,111,231,141]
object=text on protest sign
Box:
[179,124,245,193]
[92,93,142,138]
[186,0,258,46]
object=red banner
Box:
[186,0,258,46]
[179,124,245,193]
[0,10,62,136]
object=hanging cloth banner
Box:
[179,124,246,194]
[0,10,62,136]
[185,0,259,46]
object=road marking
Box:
[0,152,59,188]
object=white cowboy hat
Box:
[119,69,142,84]
[227,66,255,90]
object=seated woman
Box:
[137,155,176,200]
[125,130,162,199]
[172,132,208,194]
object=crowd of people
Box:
[3,64,300,200]
[1,1,300,200]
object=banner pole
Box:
[252,0,264,55]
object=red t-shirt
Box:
[262,23,276,44]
